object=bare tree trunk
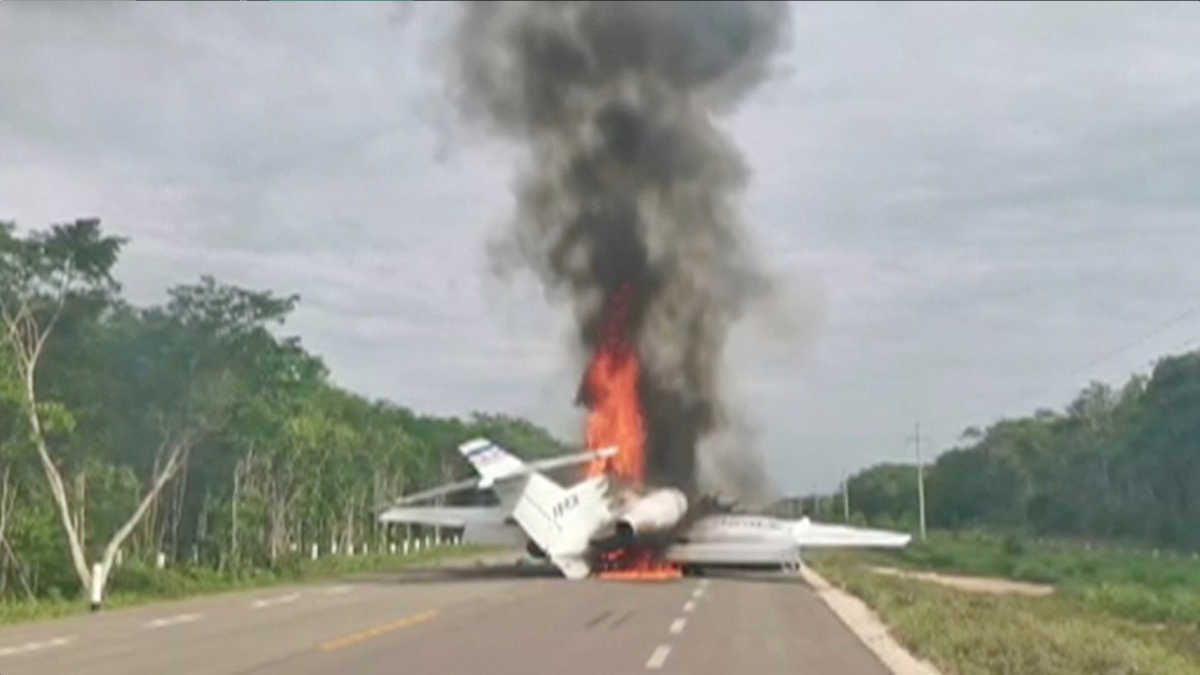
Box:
[26,374,92,592]
[142,451,161,560]
[92,436,192,605]
[170,451,189,563]
[153,452,172,560]
[0,468,34,601]
[1,538,34,601]
[196,489,210,566]
[231,457,241,567]
[74,470,87,555]
[266,465,282,566]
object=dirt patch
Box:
[870,566,1054,597]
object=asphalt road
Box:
[0,559,889,674]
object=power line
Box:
[930,300,1200,441]
[1062,304,1200,381]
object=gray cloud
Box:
[3,3,1200,493]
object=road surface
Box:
[0,560,889,674]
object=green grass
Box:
[877,532,1200,586]
[807,534,1200,675]
[811,554,1200,675]
[855,531,1200,626]
[0,545,497,626]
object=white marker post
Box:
[311,543,318,561]
[90,563,103,612]
[363,543,369,556]
[403,539,410,555]
[156,552,166,569]
[390,542,396,555]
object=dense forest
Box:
[797,350,1200,551]
[0,219,568,602]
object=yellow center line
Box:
[318,610,438,652]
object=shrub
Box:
[1013,561,1060,584]
[1003,533,1027,556]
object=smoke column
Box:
[451,2,790,496]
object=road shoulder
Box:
[800,564,941,675]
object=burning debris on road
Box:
[450,1,790,577]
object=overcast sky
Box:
[3,3,1199,495]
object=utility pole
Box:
[910,422,927,542]
[842,474,850,522]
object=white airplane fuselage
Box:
[682,514,794,544]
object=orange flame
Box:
[582,284,645,484]
[595,546,682,581]
[580,284,680,581]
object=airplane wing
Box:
[378,506,525,547]
[377,506,508,528]
[664,518,910,566]
[791,518,912,548]
[664,542,799,566]
[387,478,483,507]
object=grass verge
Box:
[854,531,1200,626]
[0,545,500,626]
[809,549,1200,675]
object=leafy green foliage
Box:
[0,220,570,603]
[804,357,1200,551]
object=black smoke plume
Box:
[450,2,789,496]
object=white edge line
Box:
[669,617,686,634]
[252,592,301,609]
[145,613,202,628]
[645,644,672,670]
[0,636,74,657]
[683,600,696,612]
[799,565,943,675]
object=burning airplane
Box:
[442,1,796,575]
[379,438,911,580]
[389,2,904,575]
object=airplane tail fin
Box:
[458,438,527,487]
[455,438,616,579]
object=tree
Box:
[0,219,125,601]
[0,219,581,603]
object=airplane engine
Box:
[615,488,688,539]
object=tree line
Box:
[0,219,567,603]
[793,348,1200,551]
